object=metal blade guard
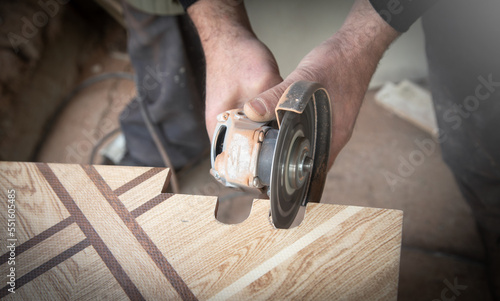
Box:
[210,81,331,229]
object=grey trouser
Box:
[422,0,500,232]
[120,2,209,170]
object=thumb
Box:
[243,79,293,122]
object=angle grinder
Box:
[210,81,331,229]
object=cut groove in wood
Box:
[117,168,171,211]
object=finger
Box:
[243,79,293,122]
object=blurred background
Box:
[0,0,491,300]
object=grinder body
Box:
[210,81,332,229]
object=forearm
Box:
[263,0,401,166]
[309,0,400,119]
[332,0,400,72]
[186,0,283,140]
[187,0,255,61]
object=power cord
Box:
[136,94,180,193]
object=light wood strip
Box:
[117,168,171,211]
[70,246,132,301]
[93,165,155,191]
[50,164,182,300]
[0,162,70,253]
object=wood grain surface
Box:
[0,162,403,300]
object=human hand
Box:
[243,0,399,169]
[203,35,282,140]
[187,0,282,140]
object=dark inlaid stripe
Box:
[131,193,174,218]
[114,167,166,196]
[36,163,145,301]
[0,239,90,298]
[0,217,74,265]
[84,165,198,301]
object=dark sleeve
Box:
[178,0,198,10]
[369,0,439,32]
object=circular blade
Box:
[270,100,316,229]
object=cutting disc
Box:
[270,99,316,229]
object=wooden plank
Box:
[0,162,402,300]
